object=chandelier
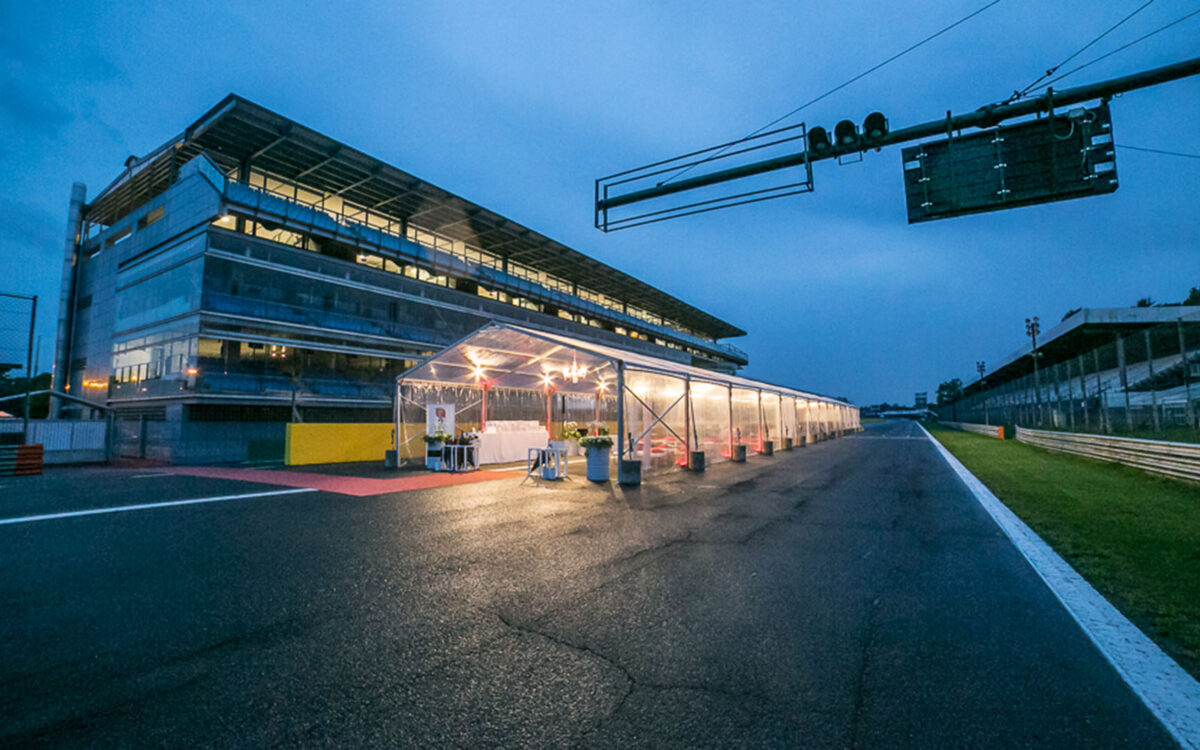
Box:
[561,354,588,383]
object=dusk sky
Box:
[2,0,1197,404]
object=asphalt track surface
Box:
[0,420,1177,748]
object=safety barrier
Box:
[0,421,108,464]
[285,423,395,465]
[941,421,1005,440]
[1016,426,1200,483]
[0,444,44,476]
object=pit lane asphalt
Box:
[0,420,1176,748]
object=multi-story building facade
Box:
[54,95,748,462]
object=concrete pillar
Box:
[52,182,87,417]
[1145,329,1159,433]
[1116,335,1132,431]
[1179,319,1195,428]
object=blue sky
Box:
[1,0,1197,404]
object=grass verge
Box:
[925,422,1200,679]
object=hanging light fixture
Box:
[562,353,588,383]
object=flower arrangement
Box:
[579,425,612,450]
[560,421,586,441]
[423,430,452,445]
[451,432,478,446]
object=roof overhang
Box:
[86,94,746,341]
[963,306,1200,395]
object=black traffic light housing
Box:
[834,119,860,149]
[862,112,889,145]
[808,126,832,156]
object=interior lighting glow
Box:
[562,353,588,383]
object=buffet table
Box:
[476,420,549,464]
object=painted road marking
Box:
[918,423,1200,750]
[0,488,317,526]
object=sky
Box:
[1,0,1197,405]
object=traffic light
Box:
[862,112,889,145]
[834,120,860,149]
[808,126,832,156]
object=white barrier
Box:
[1016,426,1200,484]
[940,421,1005,440]
[0,420,109,464]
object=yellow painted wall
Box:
[285,423,395,466]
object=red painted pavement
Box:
[167,466,525,497]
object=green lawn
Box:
[925,423,1200,679]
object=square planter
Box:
[617,459,641,486]
[761,440,774,456]
[733,445,747,463]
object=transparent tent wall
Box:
[623,369,689,472]
[761,392,782,446]
[782,396,797,444]
[732,387,760,451]
[796,400,811,442]
[554,389,618,438]
[396,382,486,460]
[690,380,732,465]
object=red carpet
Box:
[168,466,525,497]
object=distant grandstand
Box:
[950,307,1200,434]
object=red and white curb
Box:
[919,423,1200,750]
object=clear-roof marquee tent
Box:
[395,323,859,471]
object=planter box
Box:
[585,446,611,482]
[761,440,774,456]
[783,438,793,451]
[733,445,747,463]
[688,450,705,472]
[617,459,641,486]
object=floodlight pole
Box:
[976,361,987,425]
[1025,317,1042,425]
[597,56,1200,215]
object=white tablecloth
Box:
[477,430,548,464]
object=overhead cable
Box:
[656,0,1003,187]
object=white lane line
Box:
[918,423,1200,749]
[130,473,171,479]
[0,488,317,526]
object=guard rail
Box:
[941,421,1005,440]
[1016,426,1200,484]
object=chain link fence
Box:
[951,310,1200,442]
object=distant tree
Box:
[1136,297,1155,308]
[0,371,52,419]
[1061,307,1082,322]
[936,379,963,406]
[1184,286,1200,306]
[937,378,963,421]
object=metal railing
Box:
[941,421,1004,439]
[1016,426,1200,483]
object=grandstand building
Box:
[53,95,749,462]
[950,307,1200,432]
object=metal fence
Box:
[951,311,1200,440]
[0,420,109,464]
[1015,426,1200,484]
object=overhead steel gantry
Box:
[594,55,1200,231]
